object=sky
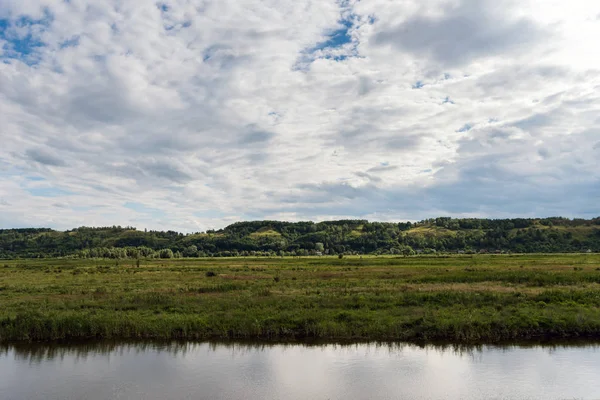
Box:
[1,0,599,232]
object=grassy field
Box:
[1,254,600,343]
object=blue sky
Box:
[1,0,599,232]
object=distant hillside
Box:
[1,217,599,259]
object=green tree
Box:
[183,245,198,257]
[400,245,415,257]
[158,249,174,259]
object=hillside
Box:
[1,217,599,259]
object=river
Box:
[1,341,599,399]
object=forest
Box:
[1,217,599,259]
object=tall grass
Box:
[1,254,600,342]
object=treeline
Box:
[1,217,600,259]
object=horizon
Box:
[3,215,599,234]
[1,0,599,233]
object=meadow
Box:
[1,254,600,343]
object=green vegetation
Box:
[2,254,600,342]
[2,217,600,259]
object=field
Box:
[1,254,600,343]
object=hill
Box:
[1,217,599,259]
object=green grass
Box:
[248,228,282,238]
[1,254,600,343]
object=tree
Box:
[138,246,154,257]
[183,245,198,257]
[158,248,174,259]
[315,242,325,253]
[126,247,139,259]
[400,245,415,257]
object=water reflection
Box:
[1,340,600,399]
[2,339,599,363]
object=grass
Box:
[249,228,282,238]
[404,226,458,237]
[1,254,600,343]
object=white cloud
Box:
[1,0,599,231]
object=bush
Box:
[158,249,174,259]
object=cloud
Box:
[373,0,547,68]
[354,171,382,183]
[385,135,423,150]
[25,148,67,167]
[240,129,275,145]
[124,202,165,218]
[357,76,375,96]
[0,0,599,232]
[367,164,398,173]
[128,160,194,184]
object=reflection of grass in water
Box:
[1,254,600,342]
[3,339,600,364]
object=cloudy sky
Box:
[1,0,599,232]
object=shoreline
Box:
[4,335,600,349]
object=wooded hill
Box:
[1,217,600,259]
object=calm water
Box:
[1,341,599,400]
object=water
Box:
[1,341,599,400]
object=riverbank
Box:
[2,255,600,342]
